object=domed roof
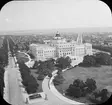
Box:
[55,31,61,37]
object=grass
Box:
[16,52,29,63]
[55,65,112,103]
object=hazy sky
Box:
[0,0,112,32]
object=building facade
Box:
[30,44,56,61]
[29,32,92,61]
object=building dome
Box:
[55,31,61,37]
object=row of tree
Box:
[0,36,9,96]
[92,45,112,57]
[65,78,110,104]
[18,62,39,94]
[0,66,5,96]
[79,52,112,67]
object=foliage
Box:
[0,66,5,96]
[35,59,55,76]
[66,85,82,98]
[27,53,35,59]
[8,36,16,57]
[56,57,71,69]
[92,45,112,56]
[65,78,97,98]
[53,74,65,85]
[95,52,112,65]
[25,75,39,94]
[82,55,96,66]
[18,62,39,94]
[16,42,29,52]
[37,74,45,81]
[48,72,52,78]
[79,52,112,67]
[85,78,97,94]
[88,89,110,104]
[0,36,9,67]
[32,61,39,69]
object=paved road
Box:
[6,57,48,105]
[6,56,75,105]
[42,76,73,105]
[7,57,26,105]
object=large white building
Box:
[30,44,56,61]
[29,32,92,61]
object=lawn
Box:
[16,52,29,63]
[55,65,112,103]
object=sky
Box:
[0,0,112,32]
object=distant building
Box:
[29,44,56,61]
[29,32,93,61]
[104,40,112,46]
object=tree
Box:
[18,62,31,73]
[0,66,5,96]
[88,89,110,104]
[36,60,55,76]
[32,61,39,69]
[48,72,52,78]
[0,55,4,67]
[73,79,85,88]
[95,52,112,65]
[66,85,82,98]
[85,78,97,93]
[8,36,16,57]
[46,58,55,70]
[28,53,35,59]
[53,74,65,85]
[0,36,9,67]
[65,78,97,99]
[25,75,39,94]
[56,57,71,69]
[99,89,110,103]
[37,61,47,74]
[37,74,45,81]
[18,63,39,94]
[82,55,96,67]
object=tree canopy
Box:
[0,66,5,96]
[66,78,97,98]
[53,74,65,85]
[79,52,112,67]
[18,62,39,94]
[56,57,71,69]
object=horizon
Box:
[0,27,112,35]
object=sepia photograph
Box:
[0,0,112,105]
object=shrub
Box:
[85,78,97,93]
[53,74,65,85]
[66,84,82,98]
[65,78,97,98]
[88,89,110,104]
[37,74,45,81]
